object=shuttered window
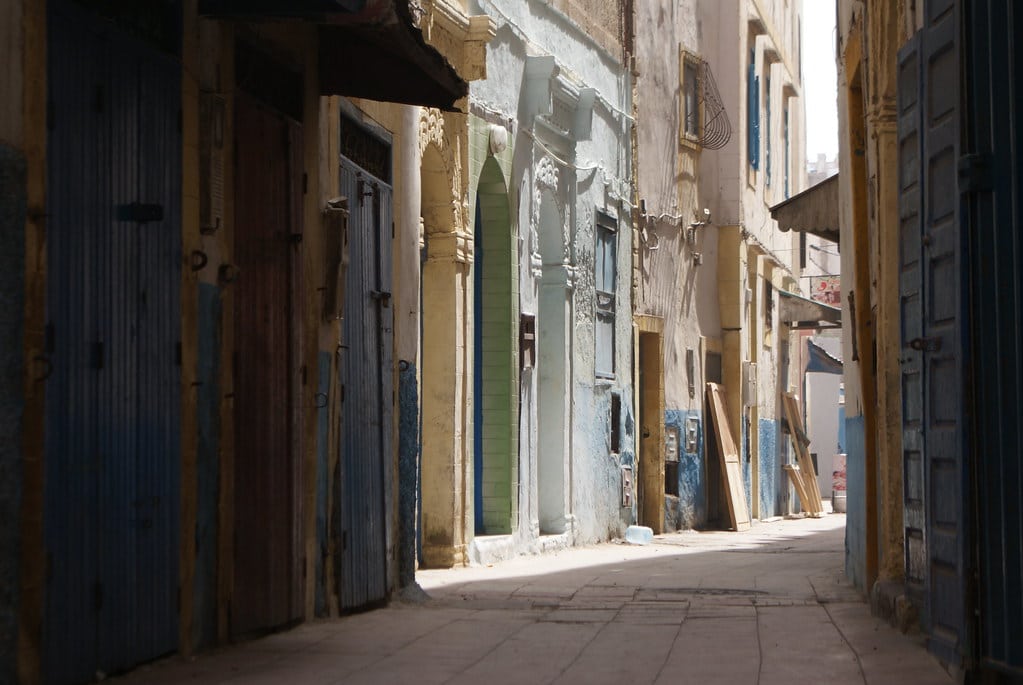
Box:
[595,211,617,377]
[765,76,772,187]
[747,50,760,171]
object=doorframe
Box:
[636,315,664,533]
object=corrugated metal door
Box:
[338,157,391,611]
[965,0,1023,675]
[898,0,970,666]
[232,93,304,636]
[44,4,181,683]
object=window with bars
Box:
[682,56,700,141]
[595,211,618,378]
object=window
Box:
[610,392,621,453]
[747,49,760,171]
[682,56,700,141]
[765,76,772,187]
[595,211,618,377]
[784,101,791,198]
[764,279,774,329]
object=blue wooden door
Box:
[964,0,1023,675]
[44,3,181,682]
[898,0,970,667]
[338,157,392,610]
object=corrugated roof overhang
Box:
[199,0,468,110]
[769,174,840,243]
[807,339,843,374]
[779,289,841,331]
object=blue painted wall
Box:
[844,415,866,590]
[0,145,25,684]
[314,350,332,615]
[193,283,221,648]
[398,361,418,588]
[758,419,782,518]
[837,405,846,453]
[665,410,705,529]
[741,415,752,515]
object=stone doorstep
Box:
[870,578,921,635]
[468,530,575,566]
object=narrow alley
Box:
[111,515,950,685]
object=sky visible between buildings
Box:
[802,0,839,166]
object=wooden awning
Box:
[199,0,468,110]
[779,289,841,330]
[769,174,840,243]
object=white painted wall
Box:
[805,333,843,497]
[470,0,634,548]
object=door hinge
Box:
[958,153,992,193]
[302,172,308,195]
[93,341,104,370]
[47,101,55,131]
[175,341,182,366]
[45,323,54,354]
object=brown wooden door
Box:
[232,92,303,636]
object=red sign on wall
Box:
[810,275,841,307]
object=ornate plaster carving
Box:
[531,154,570,272]
[419,107,470,253]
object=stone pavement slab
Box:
[112,515,954,685]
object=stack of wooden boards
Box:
[705,383,751,531]
[781,392,825,516]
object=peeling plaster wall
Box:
[836,0,866,590]
[635,0,721,531]
[697,0,806,521]
[469,0,633,549]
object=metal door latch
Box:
[908,336,942,352]
[370,290,391,307]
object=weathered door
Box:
[898,0,970,666]
[232,93,304,636]
[44,4,181,682]
[338,156,392,610]
[897,31,926,608]
[964,0,1023,674]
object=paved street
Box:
[114,515,952,685]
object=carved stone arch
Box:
[419,108,468,238]
[531,155,569,269]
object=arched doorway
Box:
[537,190,570,534]
[472,158,516,536]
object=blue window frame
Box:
[747,49,760,171]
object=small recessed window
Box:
[610,393,622,454]
[595,211,618,378]
[683,59,700,139]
